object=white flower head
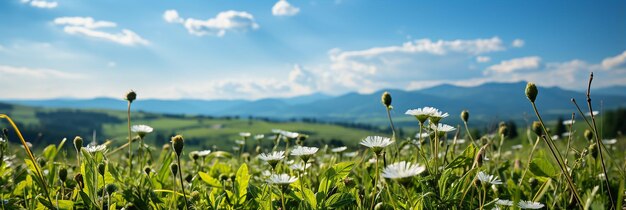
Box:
[267,174,298,185]
[289,162,310,171]
[235,140,245,145]
[131,125,153,137]
[258,151,285,162]
[511,144,523,150]
[360,136,394,154]
[344,151,358,157]
[84,144,107,153]
[290,146,318,156]
[254,134,265,140]
[282,131,300,139]
[196,150,211,157]
[382,161,426,180]
[415,132,430,139]
[602,139,617,145]
[517,200,544,209]
[562,119,575,125]
[405,107,435,123]
[331,146,347,153]
[476,171,502,185]
[430,123,456,132]
[496,199,513,206]
[239,132,251,137]
[0,137,5,143]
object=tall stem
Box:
[386,108,399,160]
[463,121,477,147]
[177,156,190,210]
[281,190,287,210]
[127,101,133,176]
[370,157,379,210]
[519,136,541,186]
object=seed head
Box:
[59,168,68,182]
[584,129,593,141]
[73,136,83,151]
[125,90,137,103]
[525,82,538,103]
[531,121,542,136]
[498,123,508,137]
[97,163,106,176]
[461,110,469,122]
[381,91,392,108]
[170,163,178,176]
[171,135,184,156]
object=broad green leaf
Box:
[235,163,250,204]
[324,193,355,209]
[529,158,557,177]
[329,161,354,180]
[199,171,222,188]
[42,145,56,161]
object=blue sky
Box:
[0,0,625,99]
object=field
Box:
[0,83,624,210]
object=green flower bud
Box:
[171,135,184,156]
[529,177,538,189]
[532,121,542,136]
[59,168,68,182]
[461,110,469,122]
[525,82,538,103]
[144,166,152,176]
[170,163,178,177]
[73,136,83,151]
[105,184,118,195]
[498,124,508,137]
[75,173,84,189]
[381,91,392,108]
[219,174,228,181]
[185,174,193,183]
[584,129,594,141]
[125,90,137,103]
[97,163,106,176]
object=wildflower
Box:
[254,134,265,140]
[405,107,437,124]
[73,136,83,151]
[282,131,300,139]
[415,132,430,139]
[532,121,542,136]
[344,151,358,157]
[496,199,513,206]
[290,146,318,156]
[171,135,184,156]
[289,162,310,171]
[562,119,575,125]
[381,161,425,180]
[131,125,153,138]
[360,136,394,156]
[511,144,523,150]
[235,140,245,145]
[476,171,502,185]
[259,151,285,169]
[84,144,106,153]
[239,132,251,137]
[428,109,449,125]
[331,146,347,153]
[430,123,456,132]
[517,200,544,209]
[461,110,469,122]
[267,174,298,186]
[196,150,211,157]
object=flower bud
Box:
[525,82,538,103]
[125,90,137,103]
[59,168,68,182]
[185,174,193,183]
[170,163,178,177]
[589,143,598,158]
[381,91,392,108]
[105,184,118,195]
[97,163,106,176]
[75,173,84,189]
[144,166,152,176]
[584,129,593,141]
[73,136,83,151]
[498,123,508,137]
[532,121,542,136]
[529,177,538,189]
[171,135,184,156]
[461,110,469,122]
[219,174,228,181]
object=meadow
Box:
[0,80,624,210]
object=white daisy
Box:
[267,174,298,185]
[289,162,310,171]
[290,146,319,156]
[602,139,617,145]
[476,171,502,185]
[258,151,285,162]
[415,132,430,139]
[562,119,575,125]
[331,146,347,153]
[360,136,394,149]
[344,151,358,157]
[281,131,300,139]
[585,111,599,116]
[235,140,245,145]
[0,137,5,143]
[131,125,153,137]
[430,123,456,132]
[254,134,265,140]
[84,144,107,153]
[511,144,523,150]
[196,150,211,157]
[517,200,544,209]
[405,107,435,122]
[496,199,513,206]
[381,161,426,179]
[239,132,251,137]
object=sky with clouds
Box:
[0,0,625,99]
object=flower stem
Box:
[519,136,540,186]
[127,101,133,176]
[176,155,190,210]
[281,190,287,210]
[370,156,379,210]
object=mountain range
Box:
[4,82,626,126]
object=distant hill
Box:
[4,82,626,126]
[595,85,626,97]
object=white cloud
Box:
[21,0,57,9]
[512,39,525,48]
[54,17,149,46]
[272,0,300,16]
[0,65,84,79]
[476,56,491,63]
[164,10,259,37]
[485,56,541,74]
[601,50,626,69]
[107,61,116,68]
